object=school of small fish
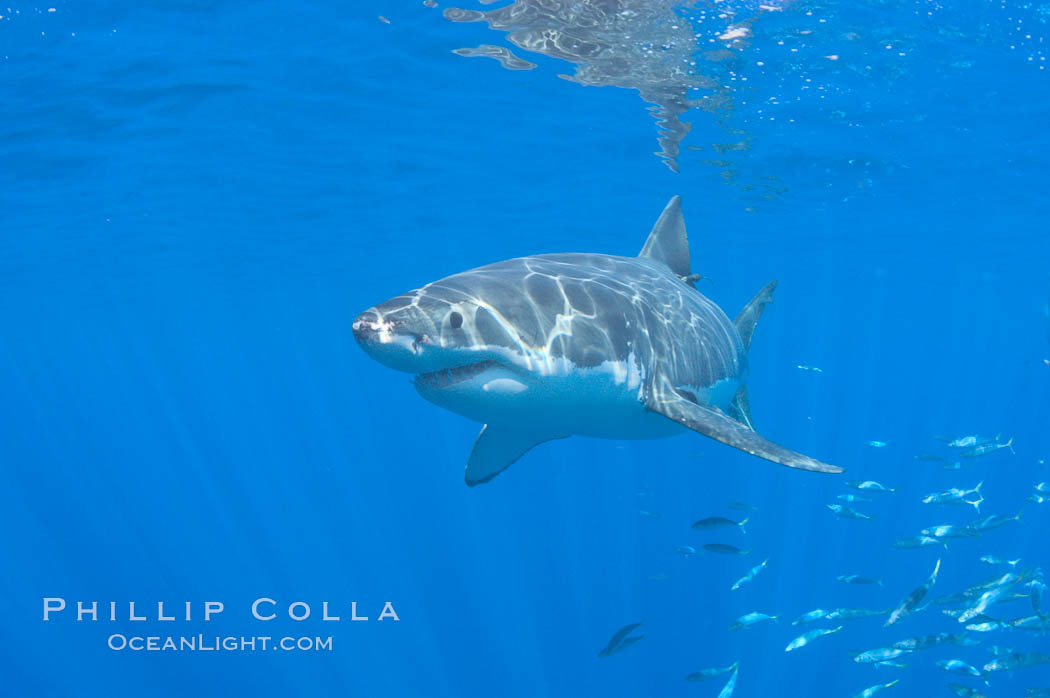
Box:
[598,426,1049,696]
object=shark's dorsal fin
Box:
[639,196,691,279]
[734,280,778,352]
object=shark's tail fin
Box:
[728,280,778,431]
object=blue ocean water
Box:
[3,1,1049,696]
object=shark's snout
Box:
[352,309,383,347]
[352,303,443,373]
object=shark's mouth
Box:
[414,360,502,391]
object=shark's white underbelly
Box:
[416,359,740,440]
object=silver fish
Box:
[893,535,948,549]
[946,434,999,449]
[892,633,969,651]
[1030,568,1046,614]
[922,524,976,539]
[966,511,1023,535]
[717,666,738,698]
[827,504,874,520]
[965,621,1005,633]
[825,608,889,621]
[936,659,986,681]
[983,651,1050,673]
[792,609,829,626]
[959,571,1027,598]
[704,543,751,556]
[1011,614,1050,633]
[980,555,1020,567]
[958,572,1025,623]
[852,647,911,664]
[597,621,644,657]
[730,611,777,631]
[784,626,841,652]
[922,481,984,512]
[961,437,1015,458]
[838,574,883,585]
[952,634,983,647]
[692,516,748,532]
[846,480,896,492]
[731,558,768,591]
[886,558,941,626]
[851,679,899,698]
[684,661,738,682]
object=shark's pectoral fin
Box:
[465,425,567,487]
[646,390,842,474]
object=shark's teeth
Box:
[415,360,501,390]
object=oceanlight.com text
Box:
[107,634,333,652]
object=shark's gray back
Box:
[424,252,745,396]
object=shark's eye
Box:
[448,311,463,329]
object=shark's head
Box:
[352,264,546,411]
[353,290,489,374]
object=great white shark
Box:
[353,196,842,485]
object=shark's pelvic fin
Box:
[728,385,755,431]
[646,387,842,474]
[638,195,691,279]
[465,425,566,486]
[734,280,778,352]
